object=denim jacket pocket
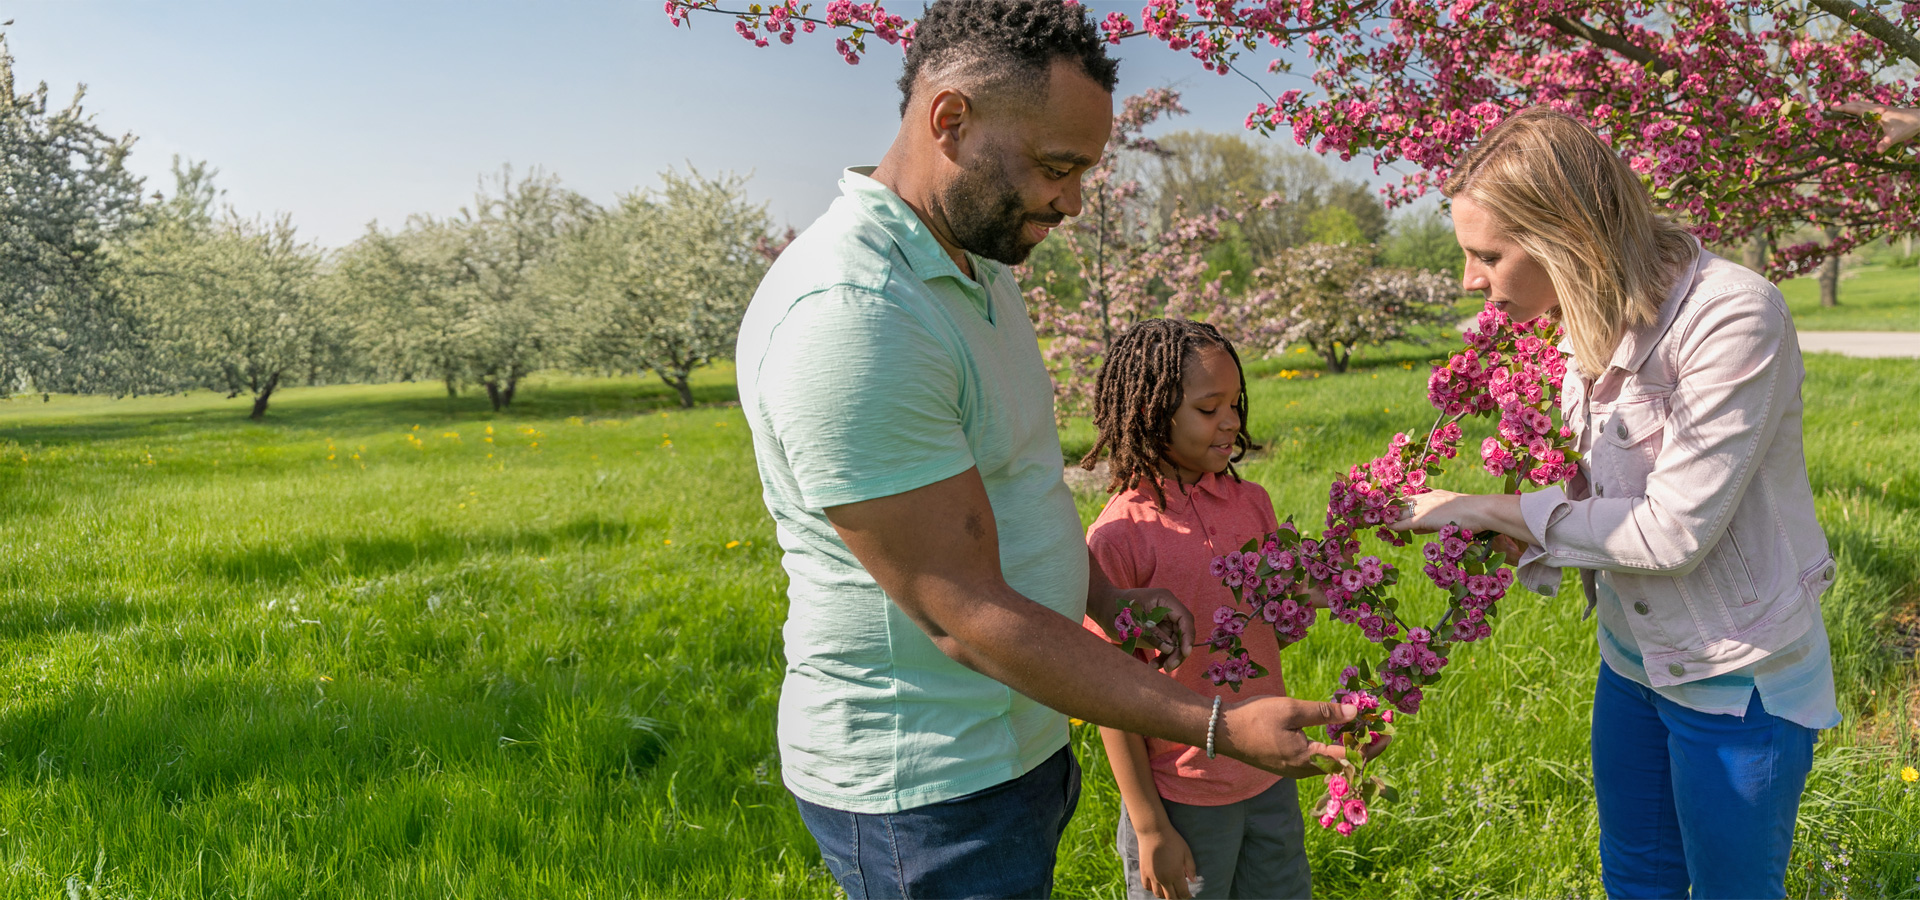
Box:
[1596,396,1670,495]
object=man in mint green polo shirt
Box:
[736,3,1360,897]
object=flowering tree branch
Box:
[1805,0,1920,67]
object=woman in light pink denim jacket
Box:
[1392,108,1837,900]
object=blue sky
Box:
[4,1,1383,247]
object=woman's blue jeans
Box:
[1592,661,1815,899]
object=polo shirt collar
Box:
[1604,235,1703,374]
[1144,470,1234,504]
[841,167,993,319]
[1193,470,1236,501]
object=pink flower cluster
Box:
[1434,307,1575,486]
[1317,774,1369,836]
[1422,523,1513,645]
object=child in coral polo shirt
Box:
[1078,319,1311,900]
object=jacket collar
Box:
[1603,236,1704,374]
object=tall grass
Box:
[0,353,1911,897]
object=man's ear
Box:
[926,87,973,164]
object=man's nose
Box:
[1056,178,1084,218]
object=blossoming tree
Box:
[662,0,1919,276]
[1018,89,1283,416]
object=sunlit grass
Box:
[0,355,1912,897]
[1782,264,1920,332]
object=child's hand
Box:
[1110,587,1195,673]
[1136,822,1199,900]
[1301,583,1330,609]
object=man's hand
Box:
[1835,101,1920,154]
[1216,696,1357,778]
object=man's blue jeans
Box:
[1592,661,1815,899]
[795,746,1081,899]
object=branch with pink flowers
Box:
[662,1,1919,279]
[1174,305,1574,835]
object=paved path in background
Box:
[1797,331,1920,358]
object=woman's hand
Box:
[1388,490,1535,548]
[1386,489,1474,534]
[1835,101,1920,154]
[1136,823,1199,900]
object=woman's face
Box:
[1453,196,1560,323]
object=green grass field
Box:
[0,352,1915,898]
[1782,264,1920,331]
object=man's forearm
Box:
[926,582,1213,747]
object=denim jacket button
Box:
[1615,420,1628,440]
[1633,601,1650,615]
[1823,563,1835,582]
[1596,484,1605,497]
[1667,663,1685,677]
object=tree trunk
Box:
[1818,225,1842,308]
[484,380,504,411]
[1743,235,1770,273]
[1321,342,1351,374]
[500,376,517,409]
[444,376,458,398]
[667,375,694,409]
[249,372,281,421]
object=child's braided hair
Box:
[1079,319,1253,508]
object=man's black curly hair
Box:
[897,0,1120,117]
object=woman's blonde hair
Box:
[1442,107,1697,377]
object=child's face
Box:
[1161,344,1243,482]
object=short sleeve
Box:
[754,289,976,509]
[1087,515,1152,591]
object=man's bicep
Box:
[760,292,975,508]
[824,467,1004,634]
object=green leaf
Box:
[1240,536,1260,553]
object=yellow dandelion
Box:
[318,675,333,683]
[1069,718,1085,727]
[458,503,467,509]
[1903,766,1918,783]
[726,540,741,549]
[663,539,674,546]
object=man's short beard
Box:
[939,153,1050,266]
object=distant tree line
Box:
[3,49,1466,421]
[0,44,771,419]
